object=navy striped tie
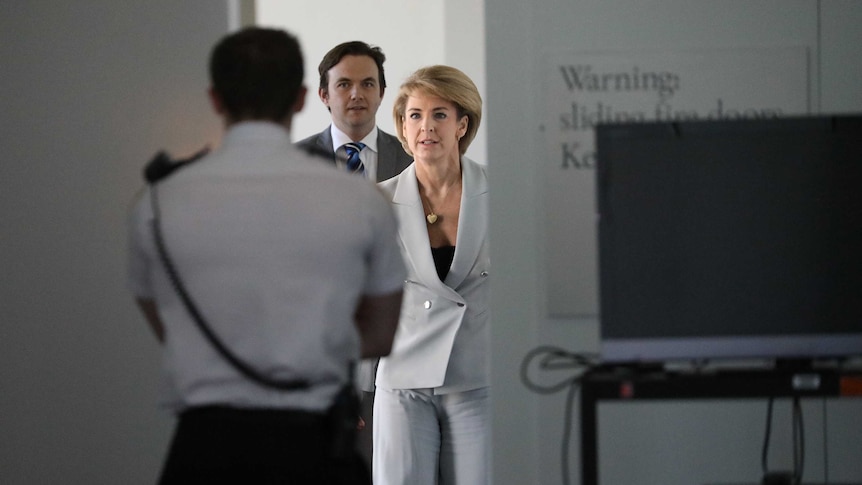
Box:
[343,142,366,176]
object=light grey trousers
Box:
[372,387,490,485]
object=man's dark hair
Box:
[209,27,304,122]
[318,41,386,95]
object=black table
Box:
[579,364,862,485]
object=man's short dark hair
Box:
[209,27,304,122]
[318,41,386,95]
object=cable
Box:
[762,396,807,485]
[793,397,805,484]
[520,345,600,485]
[762,397,775,475]
[822,398,829,485]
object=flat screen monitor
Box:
[596,114,862,365]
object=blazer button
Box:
[457,303,465,307]
[480,271,489,277]
[424,300,432,309]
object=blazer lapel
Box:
[377,132,395,180]
[391,166,463,301]
[377,131,410,182]
[445,157,488,290]
[318,128,336,162]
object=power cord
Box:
[793,397,805,484]
[762,397,775,476]
[520,346,600,485]
[761,396,806,485]
[821,398,829,485]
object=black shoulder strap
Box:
[143,147,209,184]
[145,149,309,391]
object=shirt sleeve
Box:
[127,190,156,299]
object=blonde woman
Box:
[372,65,490,485]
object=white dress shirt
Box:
[329,124,380,180]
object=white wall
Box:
[0,2,228,484]
[486,1,862,484]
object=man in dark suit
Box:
[296,41,412,468]
[296,41,412,182]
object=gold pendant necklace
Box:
[421,178,461,225]
[423,193,446,225]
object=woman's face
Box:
[402,92,468,164]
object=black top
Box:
[431,245,455,282]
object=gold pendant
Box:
[426,213,438,224]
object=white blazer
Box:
[374,156,490,393]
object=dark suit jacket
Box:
[296,126,413,182]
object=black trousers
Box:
[159,406,370,485]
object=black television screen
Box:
[596,114,862,364]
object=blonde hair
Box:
[393,65,482,156]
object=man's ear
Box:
[208,86,225,115]
[293,86,307,114]
[318,86,329,106]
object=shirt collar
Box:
[329,125,379,153]
[223,121,292,145]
